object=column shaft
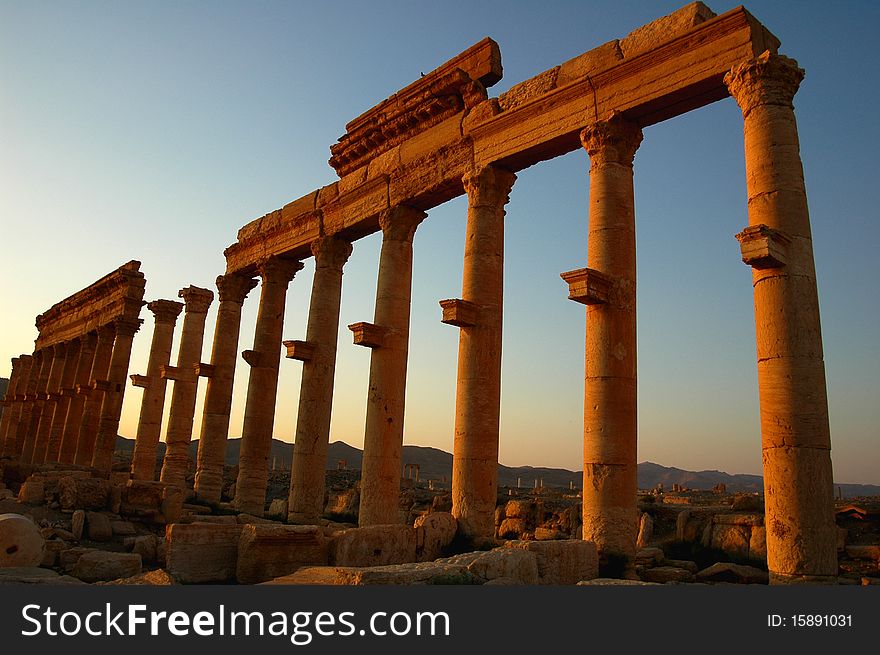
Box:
[0,357,24,455]
[358,206,425,526]
[194,274,257,503]
[450,166,516,544]
[288,237,352,523]
[75,324,116,467]
[58,334,96,464]
[6,354,36,460]
[45,339,81,462]
[20,349,52,464]
[32,344,68,464]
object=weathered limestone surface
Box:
[165,522,244,583]
[263,562,474,586]
[0,355,29,459]
[503,539,599,584]
[58,335,95,464]
[74,324,116,466]
[236,524,328,584]
[20,349,51,464]
[72,551,142,583]
[45,339,81,462]
[0,513,45,567]
[32,343,67,464]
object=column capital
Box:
[580,111,643,167]
[113,318,143,338]
[147,299,184,324]
[311,236,353,271]
[257,256,303,285]
[80,331,98,353]
[19,353,34,364]
[724,51,804,118]
[96,322,117,343]
[216,273,259,304]
[378,205,427,242]
[178,285,214,313]
[9,356,21,371]
[462,166,516,209]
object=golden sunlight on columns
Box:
[355,205,426,526]
[194,273,258,503]
[58,334,95,464]
[159,287,214,489]
[20,348,52,464]
[234,257,303,515]
[45,338,81,462]
[0,357,24,457]
[32,343,68,464]
[75,324,116,466]
[287,236,352,524]
[446,165,516,546]
[7,354,36,461]
[130,299,183,481]
[726,52,837,584]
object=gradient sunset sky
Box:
[1,0,877,484]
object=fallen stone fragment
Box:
[0,513,45,567]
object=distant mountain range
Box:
[114,436,880,499]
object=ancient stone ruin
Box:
[0,3,855,586]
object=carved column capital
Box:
[80,331,98,354]
[96,322,117,344]
[216,273,259,304]
[724,50,804,118]
[178,285,214,313]
[257,256,304,285]
[147,299,184,324]
[311,236,353,271]
[580,111,643,167]
[462,166,516,208]
[19,353,34,365]
[113,318,143,338]
[378,205,427,242]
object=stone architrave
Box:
[5,354,35,460]
[194,273,258,503]
[449,165,516,545]
[287,236,353,524]
[725,52,837,584]
[159,287,214,489]
[92,318,143,472]
[0,356,24,455]
[19,348,52,464]
[578,112,643,568]
[234,257,303,515]
[32,342,68,464]
[45,338,82,462]
[357,206,426,526]
[58,333,96,464]
[130,299,184,481]
[75,324,116,466]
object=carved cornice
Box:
[311,236,353,271]
[378,206,427,242]
[216,273,259,304]
[179,286,214,313]
[580,111,643,167]
[724,50,803,118]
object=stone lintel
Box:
[36,392,50,401]
[283,340,316,362]
[160,365,196,382]
[348,322,387,349]
[60,387,78,397]
[439,298,479,327]
[74,385,92,396]
[736,224,790,269]
[130,374,151,389]
[46,392,63,402]
[241,350,263,368]
[195,363,216,378]
[560,268,614,305]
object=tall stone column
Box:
[1,354,32,459]
[45,339,82,463]
[91,318,142,472]
[234,257,302,515]
[159,286,214,489]
[32,343,68,464]
[572,112,642,570]
[130,300,184,481]
[287,236,353,524]
[58,333,96,464]
[446,166,516,545]
[8,354,37,461]
[20,348,52,464]
[725,52,836,584]
[75,324,116,466]
[0,356,24,454]
[355,205,426,526]
[194,273,258,503]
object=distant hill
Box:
[114,436,880,498]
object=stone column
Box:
[0,356,24,454]
[91,319,143,472]
[1,354,32,459]
[576,112,642,570]
[20,348,52,464]
[234,257,303,515]
[45,339,82,463]
[32,343,68,464]
[58,333,96,464]
[159,286,214,489]
[446,166,516,545]
[356,205,426,526]
[75,324,117,466]
[130,300,184,481]
[287,236,353,524]
[194,273,258,503]
[725,52,837,584]
[7,354,36,461]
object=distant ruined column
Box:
[447,165,516,545]
[573,112,642,570]
[159,286,214,489]
[92,318,142,472]
[45,339,82,462]
[234,257,303,515]
[20,348,52,464]
[130,299,183,481]
[32,343,68,464]
[6,354,36,460]
[194,273,258,503]
[355,205,426,526]
[725,52,837,584]
[58,333,96,464]
[75,324,117,466]
[287,236,352,524]
[0,356,24,456]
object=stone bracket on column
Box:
[195,363,216,378]
[60,387,77,398]
[241,349,264,368]
[130,374,150,389]
[92,379,112,392]
[283,340,316,362]
[736,224,791,269]
[560,268,614,305]
[74,385,92,397]
[160,365,197,382]
[348,322,387,349]
[439,298,479,327]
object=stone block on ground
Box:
[497,518,527,539]
[414,512,457,561]
[58,476,111,510]
[236,524,328,584]
[846,545,880,561]
[17,478,45,505]
[98,569,177,585]
[85,511,113,542]
[696,562,769,584]
[635,547,665,567]
[534,527,566,541]
[331,524,419,567]
[0,567,86,585]
[636,512,654,548]
[263,562,475,586]
[503,539,598,584]
[71,551,142,583]
[710,524,751,560]
[641,566,696,584]
[111,520,137,536]
[128,534,160,563]
[266,498,288,520]
[749,526,767,562]
[165,522,243,583]
[0,513,45,567]
[71,509,85,540]
[441,548,539,584]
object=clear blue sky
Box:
[1,0,877,484]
